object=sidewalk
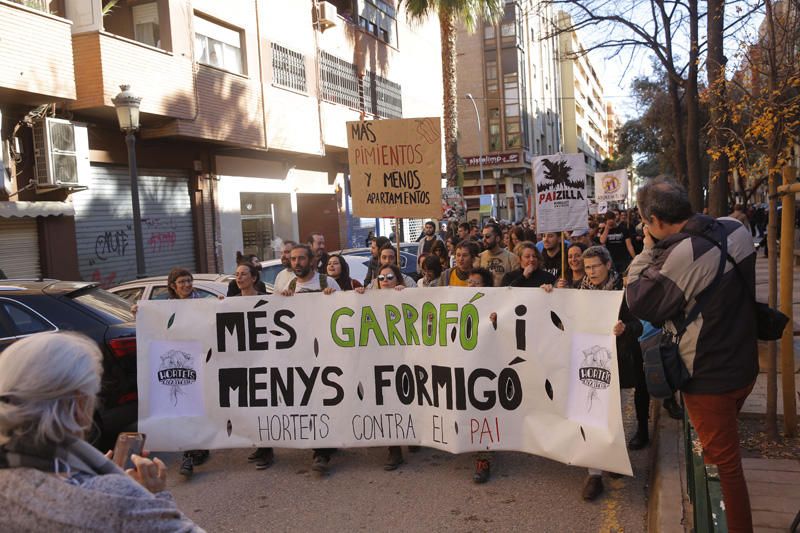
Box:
[649,253,800,532]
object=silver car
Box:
[108,273,236,303]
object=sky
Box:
[576,1,766,123]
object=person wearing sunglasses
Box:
[479,223,519,287]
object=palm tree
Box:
[401,0,503,186]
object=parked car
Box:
[0,280,137,451]
[108,273,237,303]
[336,243,420,282]
[260,255,370,290]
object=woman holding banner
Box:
[576,246,647,501]
[231,263,274,471]
[556,243,588,289]
[355,264,410,470]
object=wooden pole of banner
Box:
[561,232,566,280]
[395,217,402,268]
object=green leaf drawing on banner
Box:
[167,313,175,329]
[469,292,484,303]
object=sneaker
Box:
[663,397,684,420]
[255,448,274,470]
[582,475,604,501]
[190,450,210,466]
[473,459,491,484]
[311,454,330,474]
[384,447,404,471]
[248,448,269,462]
[628,431,650,450]
[179,455,194,477]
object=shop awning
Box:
[0,201,75,218]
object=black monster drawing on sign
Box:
[538,158,585,192]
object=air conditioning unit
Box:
[318,1,338,29]
[33,117,89,187]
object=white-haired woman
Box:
[0,332,203,532]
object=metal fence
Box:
[685,411,728,532]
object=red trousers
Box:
[683,382,755,533]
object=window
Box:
[320,52,402,118]
[113,287,145,304]
[194,15,244,75]
[486,60,498,94]
[358,0,397,46]
[271,43,306,93]
[484,24,495,40]
[0,300,55,336]
[506,119,521,148]
[488,108,501,151]
[132,2,160,48]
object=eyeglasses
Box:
[377,274,396,282]
[481,234,493,240]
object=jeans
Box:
[682,381,755,533]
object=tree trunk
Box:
[764,0,780,441]
[439,8,459,187]
[706,0,730,217]
[667,76,687,186]
[685,0,704,212]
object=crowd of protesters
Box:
[0,178,759,530]
[208,208,686,501]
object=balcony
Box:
[0,0,75,104]
[70,30,194,120]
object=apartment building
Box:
[0,0,442,282]
[456,0,562,222]
[605,101,621,159]
[557,11,609,198]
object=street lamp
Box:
[112,84,146,278]
[465,94,485,196]
[493,169,501,220]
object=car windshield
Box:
[68,287,135,324]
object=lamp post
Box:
[465,94,485,196]
[112,85,146,278]
[493,169,501,220]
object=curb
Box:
[647,405,690,532]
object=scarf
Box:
[579,270,621,291]
[0,435,124,478]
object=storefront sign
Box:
[464,152,520,167]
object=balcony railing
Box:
[8,0,49,13]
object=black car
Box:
[0,280,137,451]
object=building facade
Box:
[456,0,562,223]
[557,10,610,198]
[0,0,442,282]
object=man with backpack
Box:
[625,177,758,532]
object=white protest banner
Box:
[594,169,628,203]
[347,117,442,219]
[136,287,631,475]
[533,154,588,234]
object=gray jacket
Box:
[625,215,758,394]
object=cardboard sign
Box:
[136,288,632,475]
[533,154,589,234]
[347,117,442,218]
[595,170,628,202]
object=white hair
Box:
[0,332,103,446]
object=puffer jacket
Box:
[625,214,758,394]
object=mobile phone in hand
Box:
[112,432,146,470]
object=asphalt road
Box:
[161,391,650,532]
